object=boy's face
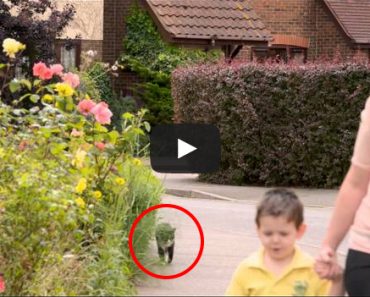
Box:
[257,215,306,261]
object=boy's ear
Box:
[297,223,307,239]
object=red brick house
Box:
[102,0,271,95]
[246,0,370,63]
[59,0,370,95]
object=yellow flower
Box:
[2,38,26,58]
[75,178,87,194]
[115,177,126,186]
[132,158,142,166]
[42,94,54,103]
[75,197,86,208]
[55,83,74,97]
[122,112,134,120]
[71,148,87,168]
[93,191,102,200]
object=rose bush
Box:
[0,39,162,295]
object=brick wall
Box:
[81,40,103,61]
[247,0,361,61]
[103,0,142,96]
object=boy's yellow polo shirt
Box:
[225,247,330,296]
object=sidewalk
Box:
[154,172,339,207]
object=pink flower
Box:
[40,68,53,80]
[33,62,48,77]
[62,72,80,88]
[18,140,28,151]
[94,142,105,151]
[32,62,53,80]
[70,128,83,137]
[50,64,64,76]
[91,102,113,125]
[77,99,96,116]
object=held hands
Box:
[315,246,343,281]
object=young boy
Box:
[225,188,344,296]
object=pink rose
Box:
[77,99,96,116]
[50,64,64,76]
[94,141,105,151]
[39,68,53,80]
[32,62,53,80]
[32,62,48,77]
[62,72,80,88]
[91,102,113,125]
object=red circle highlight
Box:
[128,203,204,279]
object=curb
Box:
[165,188,238,202]
[164,188,333,208]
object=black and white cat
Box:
[155,223,176,263]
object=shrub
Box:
[0,39,162,295]
[87,67,141,130]
[121,4,221,126]
[0,1,75,64]
[172,62,370,188]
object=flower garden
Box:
[0,38,163,295]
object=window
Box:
[61,45,76,71]
[252,46,307,64]
[55,39,81,71]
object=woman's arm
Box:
[322,164,370,251]
[329,276,345,296]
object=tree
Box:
[0,0,76,64]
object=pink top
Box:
[350,97,370,254]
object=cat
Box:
[155,222,176,264]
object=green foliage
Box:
[78,70,101,99]
[172,63,370,188]
[86,63,115,102]
[0,48,163,295]
[121,4,221,125]
[123,5,166,64]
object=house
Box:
[245,0,370,63]
[55,0,104,70]
[102,0,271,96]
[58,0,370,95]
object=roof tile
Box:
[323,0,370,44]
[145,0,271,44]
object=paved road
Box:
[154,173,339,207]
[136,195,348,296]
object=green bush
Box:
[121,4,221,126]
[0,41,163,295]
[86,63,115,102]
[172,62,370,188]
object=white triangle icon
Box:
[178,139,197,159]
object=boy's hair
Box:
[255,188,304,228]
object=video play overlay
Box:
[150,124,220,173]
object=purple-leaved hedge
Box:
[172,62,370,188]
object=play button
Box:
[150,124,220,173]
[178,139,197,159]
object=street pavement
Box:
[155,173,339,207]
[136,193,348,296]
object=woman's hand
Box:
[315,246,342,280]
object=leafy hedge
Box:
[121,4,221,126]
[172,62,370,188]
